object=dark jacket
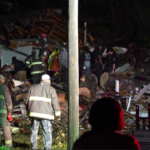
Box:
[12,59,26,72]
[26,81,61,120]
[0,83,13,116]
[26,56,45,75]
[73,131,140,150]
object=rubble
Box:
[0,7,150,149]
[0,62,149,142]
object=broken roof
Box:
[0,9,99,49]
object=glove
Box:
[7,113,13,122]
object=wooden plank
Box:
[44,26,52,30]
[8,33,15,39]
[52,29,68,40]
[47,13,63,22]
[16,29,24,36]
[36,17,83,38]
[13,33,22,39]
[46,17,68,29]
[133,84,150,102]
[36,26,48,33]
[55,24,68,35]
[52,31,68,42]
[31,24,42,38]
[35,19,57,23]
[13,24,28,33]
[4,46,28,56]
[48,23,57,38]
[51,34,66,42]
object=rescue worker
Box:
[103,47,116,73]
[82,46,91,75]
[26,51,45,84]
[91,43,104,85]
[41,55,48,74]
[0,74,6,84]
[10,56,26,81]
[48,49,60,77]
[26,74,61,150]
[73,97,140,149]
[59,45,68,82]
[0,74,13,148]
[25,50,36,80]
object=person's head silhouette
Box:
[89,97,124,132]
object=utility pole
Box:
[68,0,79,149]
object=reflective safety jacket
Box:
[26,81,61,120]
[48,49,60,71]
[26,56,45,75]
[0,83,13,116]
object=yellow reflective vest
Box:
[48,49,60,71]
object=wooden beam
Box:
[4,46,28,56]
[36,26,48,33]
[31,24,42,38]
[47,13,63,22]
[48,23,56,38]
[13,33,22,39]
[55,25,68,35]
[51,34,66,42]
[8,33,15,39]
[52,30,68,41]
[16,29,24,36]
[35,19,57,23]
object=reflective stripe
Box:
[0,95,4,99]
[28,62,43,68]
[55,111,61,116]
[29,112,54,120]
[26,61,30,64]
[0,109,7,114]
[31,70,44,75]
[32,62,43,65]
[29,96,51,102]
[5,140,12,145]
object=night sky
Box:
[1,0,150,47]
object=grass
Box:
[0,127,67,150]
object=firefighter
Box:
[25,74,61,150]
[0,74,13,148]
[0,74,6,84]
[26,51,45,84]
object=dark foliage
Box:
[1,0,150,47]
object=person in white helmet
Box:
[26,74,61,150]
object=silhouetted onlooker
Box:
[10,56,26,81]
[73,98,140,150]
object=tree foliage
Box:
[77,0,150,47]
[2,0,150,47]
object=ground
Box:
[0,124,68,150]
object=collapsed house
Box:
[0,8,150,149]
